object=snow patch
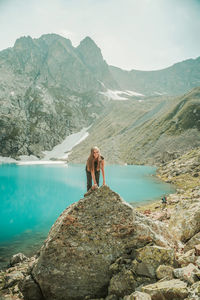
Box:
[126,90,144,97]
[18,155,39,161]
[154,91,167,95]
[99,90,128,100]
[42,126,90,161]
[0,127,90,166]
[0,156,17,164]
[98,80,106,88]
[99,89,144,100]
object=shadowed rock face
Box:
[31,186,174,300]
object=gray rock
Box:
[10,253,28,266]
[156,265,174,280]
[184,232,200,253]
[123,291,151,300]
[142,279,188,299]
[160,151,179,163]
[19,275,44,300]
[169,198,200,242]
[132,245,175,278]
[173,263,199,285]
[108,269,137,297]
[176,249,196,267]
[0,34,114,158]
[31,186,174,300]
[105,296,118,300]
[4,271,24,288]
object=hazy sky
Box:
[0,0,200,70]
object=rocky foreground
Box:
[1,158,200,300]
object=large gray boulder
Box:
[169,198,200,242]
[31,186,174,300]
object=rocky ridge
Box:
[109,56,200,96]
[0,34,114,158]
[1,33,200,160]
[68,87,200,165]
[1,182,200,300]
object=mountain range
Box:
[0,33,200,162]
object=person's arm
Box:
[91,169,97,189]
[101,160,105,185]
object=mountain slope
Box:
[162,87,200,133]
[68,87,200,165]
[0,34,115,158]
[109,57,200,96]
[0,33,200,159]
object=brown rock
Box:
[19,275,44,300]
[132,245,175,278]
[31,186,174,300]
[4,271,24,289]
[176,249,196,267]
[184,232,200,253]
[173,263,199,285]
[123,291,151,300]
[142,279,188,299]
[195,256,200,268]
[156,265,174,280]
[186,281,200,299]
[105,296,118,300]
[10,253,28,267]
[194,244,200,256]
[169,200,200,242]
[108,269,137,297]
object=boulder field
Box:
[1,184,200,300]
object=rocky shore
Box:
[1,148,200,300]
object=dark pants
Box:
[86,168,100,191]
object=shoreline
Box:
[135,173,177,213]
[0,163,174,270]
[1,149,200,299]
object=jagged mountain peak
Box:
[78,36,98,47]
[38,33,73,48]
[76,36,104,67]
[13,34,74,53]
[14,35,34,49]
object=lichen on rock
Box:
[29,186,175,300]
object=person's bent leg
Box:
[95,171,100,187]
[86,170,92,191]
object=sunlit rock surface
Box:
[32,186,174,300]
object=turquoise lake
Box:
[0,163,175,268]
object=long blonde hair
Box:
[87,146,102,171]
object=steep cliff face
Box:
[0,34,113,158]
[1,33,200,159]
[76,37,119,89]
[4,34,117,92]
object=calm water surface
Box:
[0,163,175,268]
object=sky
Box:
[0,0,200,71]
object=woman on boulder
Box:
[86,146,105,191]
